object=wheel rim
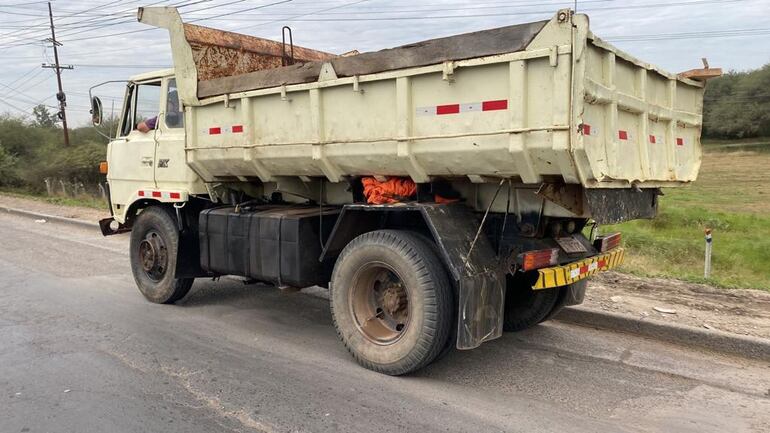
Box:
[137,230,168,282]
[349,262,411,345]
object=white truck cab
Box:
[104,69,205,225]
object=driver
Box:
[136,89,180,133]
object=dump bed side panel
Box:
[177,11,704,190]
[185,46,575,185]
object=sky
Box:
[0,0,769,126]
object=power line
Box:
[51,0,294,43]
[70,63,171,69]
[0,0,213,47]
[606,27,770,42]
[0,0,756,47]
[0,74,53,104]
[0,97,34,117]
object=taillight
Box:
[594,232,621,252]
[99,161,108,174]
[520,248,559,271]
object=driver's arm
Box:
[136,116,157,133]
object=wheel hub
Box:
[137,231,167,281]
[349,264,411,345]
[381,285,406,316]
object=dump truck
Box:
[92,7,708,375]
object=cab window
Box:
[120,81,162,137]
[164,78,184,129]
[135,82,162,130]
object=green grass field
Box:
[604,143,770,290]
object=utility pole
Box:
[42,1,73,147]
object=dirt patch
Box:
[585,271,770,339]
[0,194,108,222]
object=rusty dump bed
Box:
[182,23,335,81]
[137,6,548,99]
[195,20,548,98]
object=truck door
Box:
[154,78,200,191]
[107,80,162,206]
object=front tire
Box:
[130,206,194,304]
[330,230,452,375]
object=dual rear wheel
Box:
[329,229,580,374]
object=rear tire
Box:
[502,274,560,332]
[130,206,194,304]
[330,230,452,375]
[539,280,588,323]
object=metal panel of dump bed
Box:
[139,8,705,190]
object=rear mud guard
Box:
[321,203,506,350]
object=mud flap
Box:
[419,205,506,350]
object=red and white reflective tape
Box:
[582,124,685,146]
[581,123,598,136]
[618,130,633,141]
[416,99,508,116]
[204,125,244,135]
[569,259,607,279]
[137,190,186,201]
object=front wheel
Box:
[330,230,453,376]
[130,206,194,304]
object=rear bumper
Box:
[532,247,625,290]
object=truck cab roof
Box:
[128,68,175,83]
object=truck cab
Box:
[103,69,205,226]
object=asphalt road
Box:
[1,212,768,433]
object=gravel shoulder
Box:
[585,272,770,339]
[0,193,108,222]
[3,192,768,341]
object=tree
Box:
[0,143,19,186]
[702,64,770,139]
[32,104,58,128]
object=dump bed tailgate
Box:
[572,33,704,188]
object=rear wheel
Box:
[330,230,452,375]
[502,274,560,332]
[539,280,588,323]
[130,206,194,304]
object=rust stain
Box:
[184,23,336,81]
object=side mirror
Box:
[90,96,103,126]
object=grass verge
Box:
[605,145,770,291]
[0,188,108,210]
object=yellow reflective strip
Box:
[544,269,556,288]
[534,271,545,289]
[618,249,625,266]
[555,267,567,286]
[610,251,619,268]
